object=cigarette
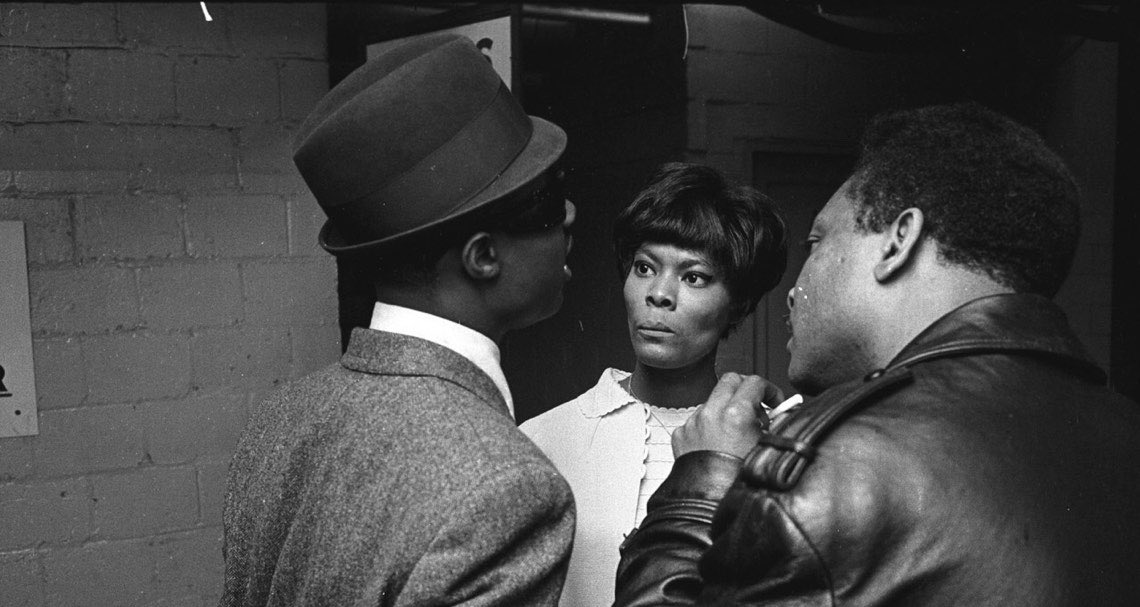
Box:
[769,394,803,418]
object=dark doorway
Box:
[752,152,853,393]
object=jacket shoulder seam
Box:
[741,368,914,491]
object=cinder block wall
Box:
[684,5,1116,378]
[0,4,337,605]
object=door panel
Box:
[751,152,852,393]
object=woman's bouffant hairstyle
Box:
[613,163,787,329]
[848,102,1081,297]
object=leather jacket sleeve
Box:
[613,450,743,606]
[614,371,913,606]
[613,451,840,607]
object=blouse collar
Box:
[577,368,638,418]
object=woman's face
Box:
[624,242,735,370]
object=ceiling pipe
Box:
[520,4,652,26]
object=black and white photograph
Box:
[1,2,1136,605]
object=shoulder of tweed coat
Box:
[220,328,576,607]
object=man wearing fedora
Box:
[220,35,577,606]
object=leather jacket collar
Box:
[884,293,1105,383]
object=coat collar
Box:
[339,327,510,417]
[887,293,1105,384]
[368,302,512,416]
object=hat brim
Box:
[319,115,567,256]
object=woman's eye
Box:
[802,238,819,253]
[683,273,710,287]
[633,261,652,276]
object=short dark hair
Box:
[613,163,787,326]
[369,228,454,289]
[849,102,1081,297]
[367,168,569,288]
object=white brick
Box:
[0,478,91,550]
[83,333,191,403]
[74,194,184,261]
[91,468,199,539]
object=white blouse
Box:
[520,369,697,607]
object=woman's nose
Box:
[646,278,676,310]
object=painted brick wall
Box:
[0,4,337,605]
[683,5,1116,379]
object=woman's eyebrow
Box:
[676,257,712,269]
[671,251,721,272]
[633,249,658,263]
[638,246,715,270]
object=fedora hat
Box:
[293,33,567,255]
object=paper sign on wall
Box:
[1,221,39,438]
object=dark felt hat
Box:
[293,34,567,255]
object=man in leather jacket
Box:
[614,102,1140,606]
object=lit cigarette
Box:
[769,394,803,418]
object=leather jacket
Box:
[614,294,1140,606]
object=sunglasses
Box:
[496,169,568,233]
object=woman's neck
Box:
[628,353,719,410]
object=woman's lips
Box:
[637,323,673,338]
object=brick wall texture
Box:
[683,5,1115,378]
[0,4,337,605]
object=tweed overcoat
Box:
[220,328,575,606]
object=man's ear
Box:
[873,207,925,283]
[460,232,501,280]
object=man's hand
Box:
[673,373,784,459]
